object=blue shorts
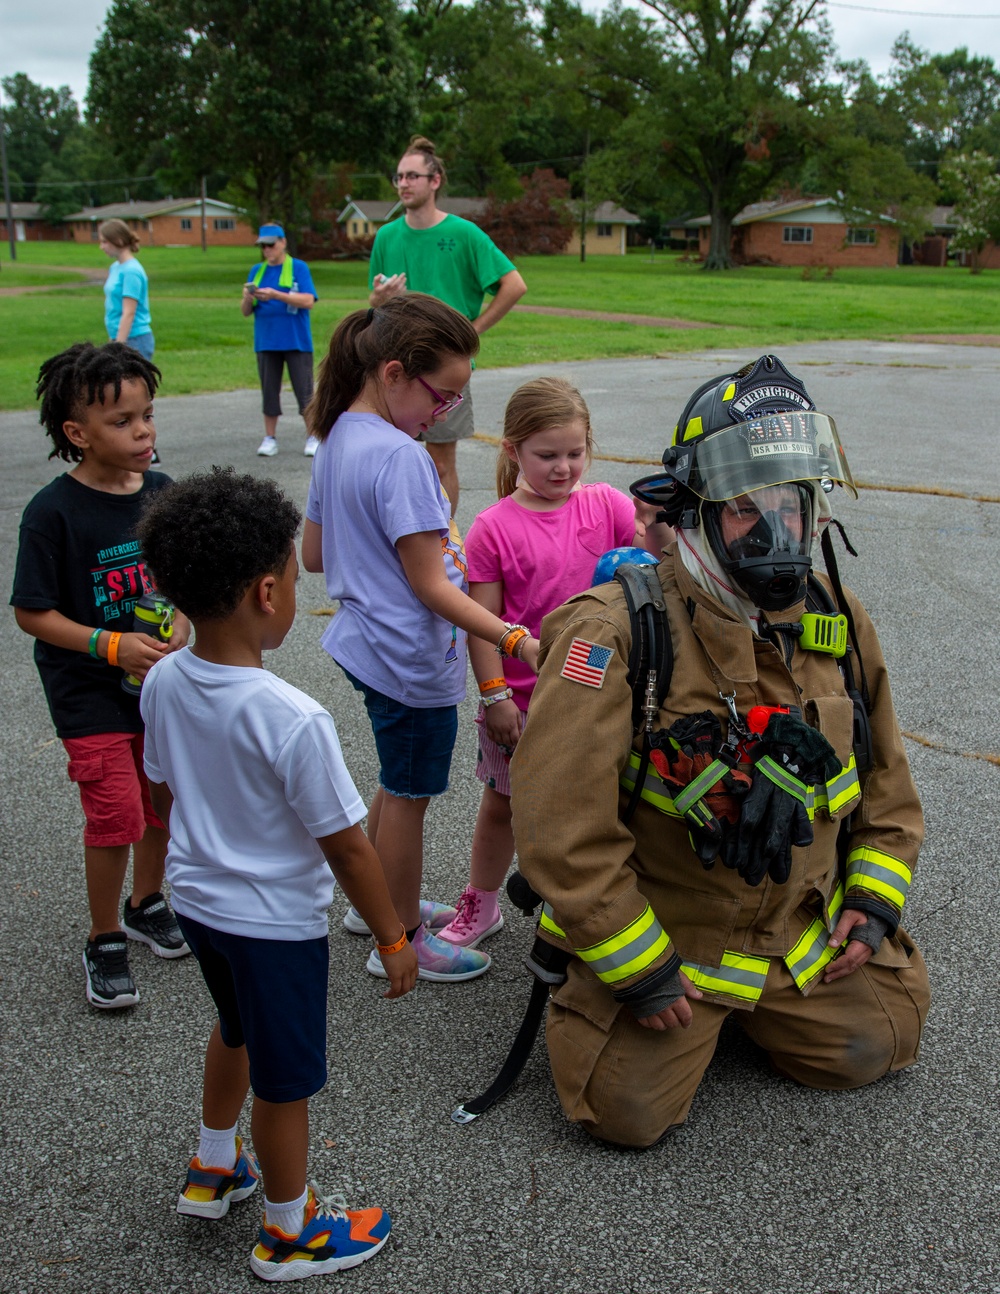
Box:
[176,914,328,1104]
[342,667,457,799]
[125,333,155,360]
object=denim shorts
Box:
[126,333,155,361]
[342,667,457,799]
[176,913,328,1104]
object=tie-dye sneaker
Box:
[177,1136,260,1220]
[366,922,491,982]
[343,899,457,936]
[249,1184,390,1280]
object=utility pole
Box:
[579,127,589,265]
[200,175,207,252]
[0,88,16,265]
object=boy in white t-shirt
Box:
[137,467,417,1283]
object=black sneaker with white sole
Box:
[123,892,191,959]
[83,934,140,1009]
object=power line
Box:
[826,1,1000,16]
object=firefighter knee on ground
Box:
[509,355,931,1148]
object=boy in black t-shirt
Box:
[10,342,192,1009]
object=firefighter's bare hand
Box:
[822,909,874,982]
[484,699,521,752]
[115,632,169,680]
[636,972,703,1030]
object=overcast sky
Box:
[3,0,1000,112]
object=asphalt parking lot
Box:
[2,340,998,1293]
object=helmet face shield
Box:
[686,412,856,502]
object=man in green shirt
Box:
[369,136,527,514]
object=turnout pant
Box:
[545,929,930,1148]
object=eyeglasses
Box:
[392,171,434,186]
[259,241,278,248]
[416,376,463,418]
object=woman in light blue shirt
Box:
[99,219,154,361]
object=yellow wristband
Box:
[375,925,408,956]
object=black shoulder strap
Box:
[614,564,672,824]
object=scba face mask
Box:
[704,483,814,611]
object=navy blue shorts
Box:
[176,914,328,1104]
[341,667,457,799]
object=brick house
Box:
[694,197,899,267]
[63,198,253,247]
[0,202,72,242]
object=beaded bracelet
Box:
[478,677,506,695]
[375,925,408,956]
[106,632,122,668]
[481,687,514,708]
[88,628,103,659]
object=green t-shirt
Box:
[369,213,516,321]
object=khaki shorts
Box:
[422,381,474,444]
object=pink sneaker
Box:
[437,885,505,948]
[366,923,491,982]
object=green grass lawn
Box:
[0,242,996,410]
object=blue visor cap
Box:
[256,223,285,243]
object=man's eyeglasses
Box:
[392,171,434,185]
[416,376,463,418]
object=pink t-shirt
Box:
[466,482,637,711]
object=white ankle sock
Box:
[197,1120,238,1171]
[265,1188,309,1236]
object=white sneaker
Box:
[303,436,320,457]
[256,436,278,457]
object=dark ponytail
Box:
[306,293,479,441]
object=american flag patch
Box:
[561,638,614,688]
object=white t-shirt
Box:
[141,649,366,940]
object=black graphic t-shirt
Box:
[11,471,171,738]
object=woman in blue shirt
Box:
[99,219,155,361]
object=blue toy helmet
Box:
[592,546,659,587]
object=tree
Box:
[476,168,573,255]
[939,151,1000,273]
[88,0,416,237]
[0,73,80,200]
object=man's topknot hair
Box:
[36,341,161,462]
[137,467,302,621]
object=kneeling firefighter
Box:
[508,355,930,1147]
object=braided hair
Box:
[36,341,161,463]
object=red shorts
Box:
[62,731,164,848]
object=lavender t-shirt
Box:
[305,412,468,707]
[466,483,637,711]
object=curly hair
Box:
[36,341,161,462]
[137,467,302,621]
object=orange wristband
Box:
[376,925,408,956]
[106,632,122,667]
[478,677,506,694]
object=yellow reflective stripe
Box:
[252,257,294,289]
[846,846,912,910]
[620,751,683,818]
[673,759,729,815]
[577,905,672,985]
[756,755,813,810]
[813,753,860,816]
[785,881,845,991]
[539,904,567,940]
[681,952,770,1003]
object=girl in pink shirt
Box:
[437,377,673,947]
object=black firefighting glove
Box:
[731,713,842,887]
[649,714,750,869]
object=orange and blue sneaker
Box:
[250,1184,390,1281]
[177,1137,260,1220]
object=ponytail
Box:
[306,293,479,441]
